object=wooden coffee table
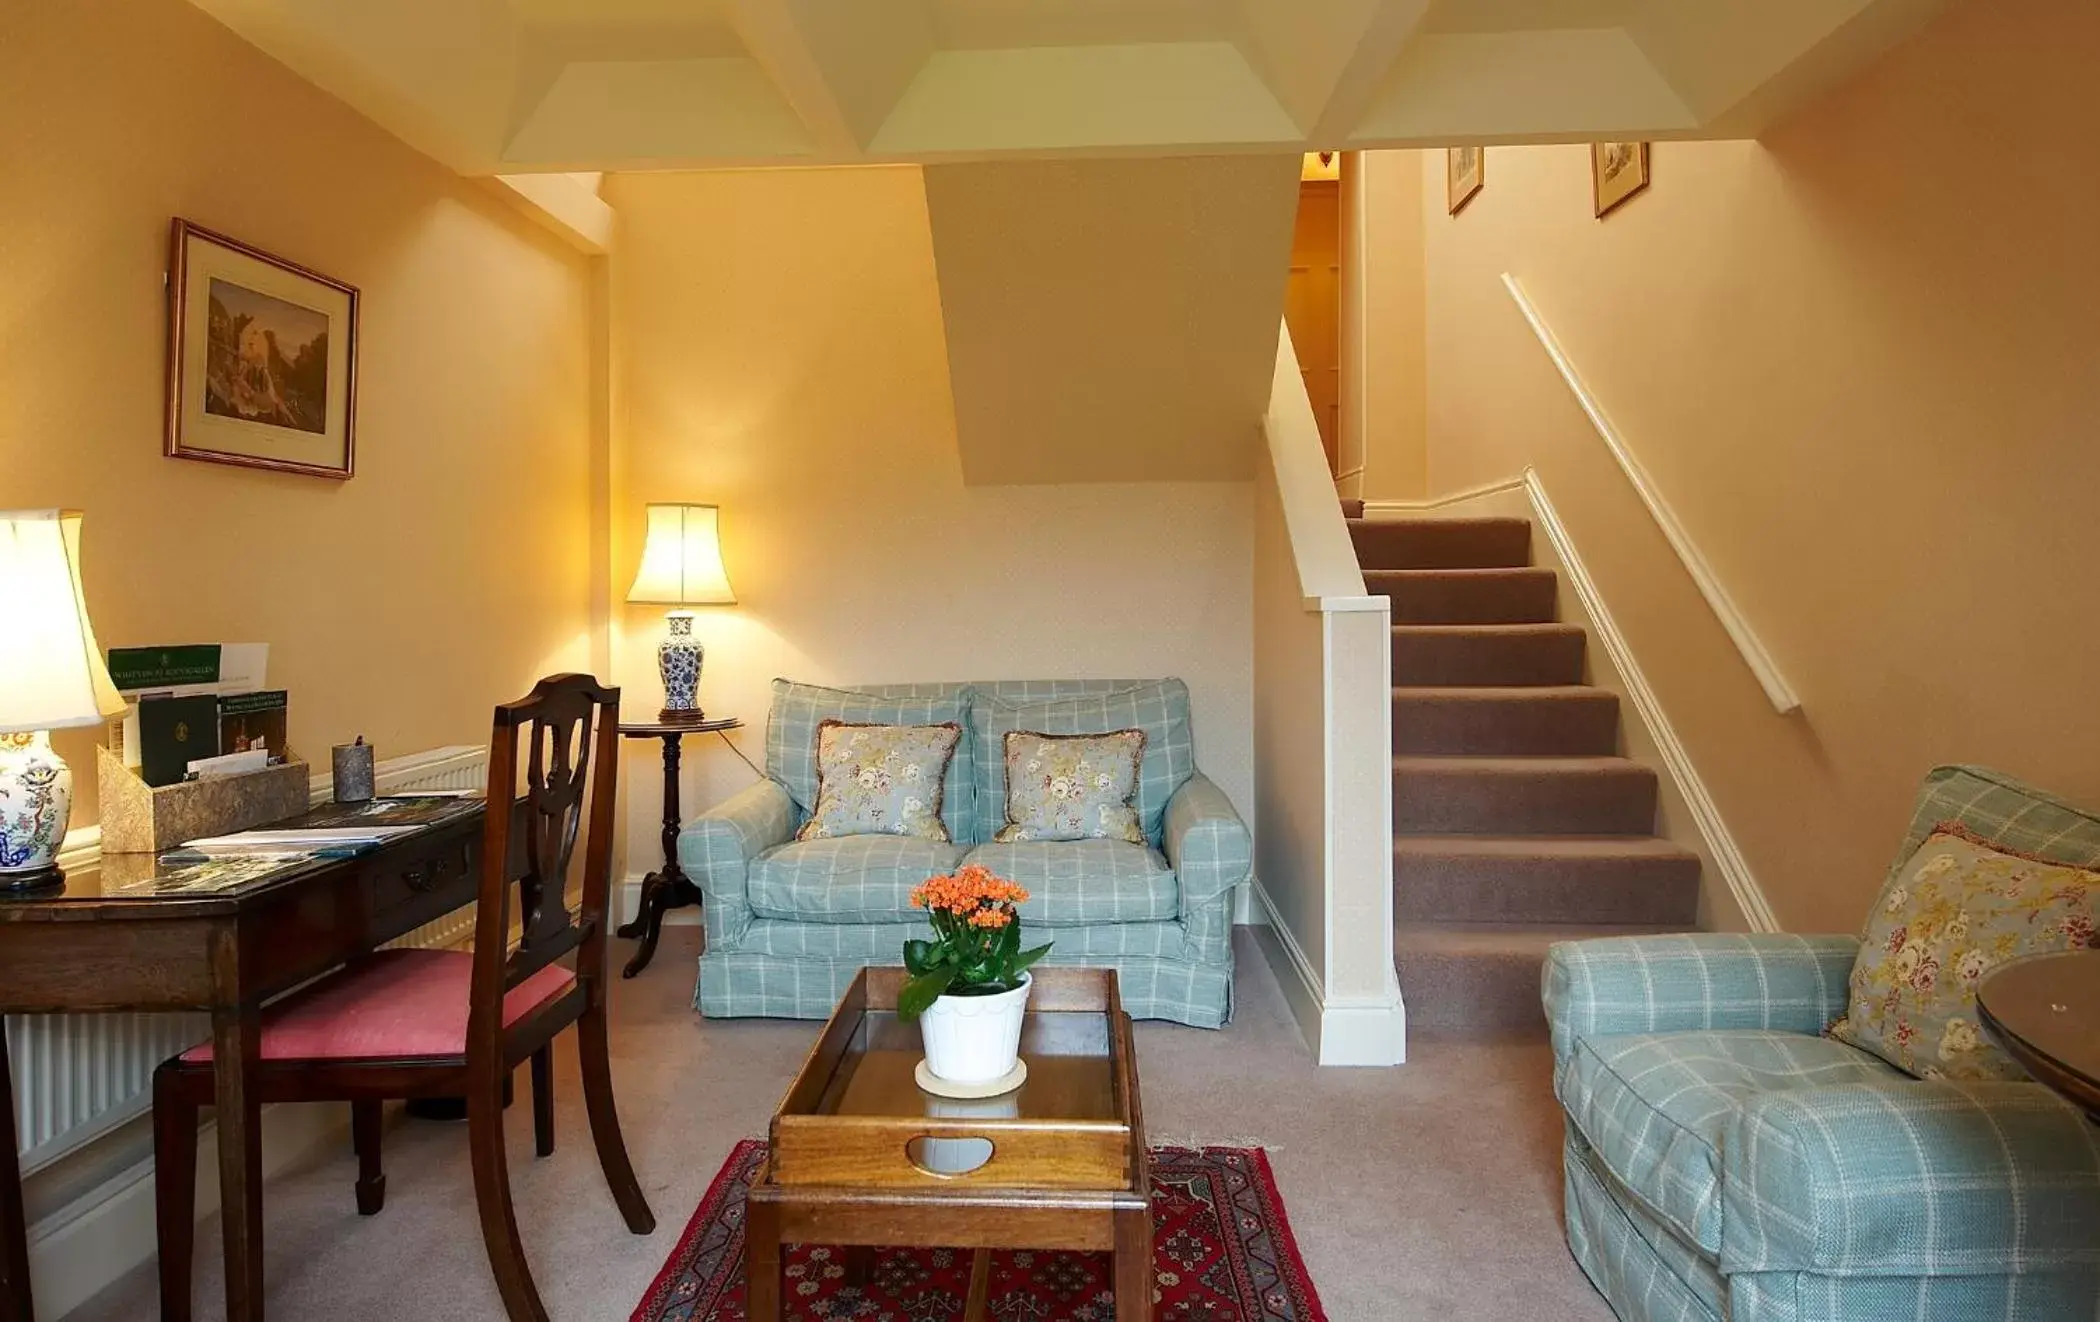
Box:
[748,967,1152,1320]
[1978,950,2100,1119]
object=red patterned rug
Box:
[631,1140,1326,1321]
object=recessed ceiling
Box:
[187,0,1952,173]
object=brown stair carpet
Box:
[1350,510,1700,1039]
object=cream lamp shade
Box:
[626,503,737,606]
[0,510,127,733]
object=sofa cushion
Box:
[969,679,1193,845]
[795,721,963,843]
[1888,764,2100,884]
[765,680,972,843]
[962,840,1179,927]
[993,729,1146,844]
[1559,1030,1903,1256]
[747,836,968,925]
[1831,827,2095,1080]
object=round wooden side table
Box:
[1977,950,2100,1119]
[615,715,742,979]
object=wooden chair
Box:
[152,674,655,1322]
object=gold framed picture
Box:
[1446,146,1484,215]
[165,219,358,479]
[1591,142,1650,218]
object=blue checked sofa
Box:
[1542,766,2100,1322]
[681,678,1249,1028]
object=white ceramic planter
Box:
[918,973,1031,1085]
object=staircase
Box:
[1342,500,1701,1036]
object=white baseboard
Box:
[617,873,704,929]
[1248,880,1407,1067]
[28,1102,349,1321]
[1360,475,1527,517]
[1521,469,1780,933]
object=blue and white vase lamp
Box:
[625,503,737,724]
[0,510,129,890]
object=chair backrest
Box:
[468,674,620,1051]
[1888,765,2100,889]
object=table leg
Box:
[620,733,691,979]
[0,1026,34,1322]
[1113,1203,1153,1322]
[745,1192,781,1322]
[212,1007,266,1321]
[963,1248,991,1322]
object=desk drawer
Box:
[367,831,481,940]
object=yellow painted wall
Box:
[604,167,1255,863]
[1,0,599,826]
[1351,149,1428,501]
[1415,0,2100,932]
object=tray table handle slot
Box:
[905,1134,995,1178]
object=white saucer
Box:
[914,1058,1028,1099]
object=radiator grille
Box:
[7,745,489,1172]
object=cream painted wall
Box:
[604,167,1255,870]
[1,0,599,827]
[1416,0,2100,933]
[1350,149,1429,501]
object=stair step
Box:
[1339,498,1365,519]
[1396,921,1681,1036]
[1395,835,1700,925]
[1394,755,1659,835]
[1392,623,1586,687]
[1348,517,1531,571]
[1394,686,1620,756]
[1368,567,1559,625]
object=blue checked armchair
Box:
[680,679,1249,1028]
[1542,766,2100,1322]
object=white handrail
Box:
[1266,321,1375,611]
[1502,273,1801,715]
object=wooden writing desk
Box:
[0,801,488,1322]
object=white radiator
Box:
[6,745,490,1173]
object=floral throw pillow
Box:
[795,721,961,843]
[994,729,1147,845]
[1829,823,2096,1080]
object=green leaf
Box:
[902,939,935,976]
[1010,942,1053,978]
[897,966,958,1020]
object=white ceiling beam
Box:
[720,0,934,154]
[1305,0,1438,145]
[1628,0,1950,134]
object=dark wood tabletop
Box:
[1977,950,2100,1118]
[0,798,489,1322]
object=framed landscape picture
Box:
[1591,142,1651,218]
[1446,146,1484,215]
[166,219,357,478]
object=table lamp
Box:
[0,510,128,890]
[626,503,737,723]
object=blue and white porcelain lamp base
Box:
[656,610,709,724]
[0,730,72,891]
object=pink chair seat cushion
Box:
[180,949,576,1063]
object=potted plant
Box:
[900,864,1052,1085]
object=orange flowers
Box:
[909,863,1031,916]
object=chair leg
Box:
[529,1047,555,1159]
[352,1100,387,1215]
[153,1067,199,1322]
[576,996,655,1234]
[468,1069,551,1322]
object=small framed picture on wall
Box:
[165,219,358,479]
[1591,142,1651,218]
[1447,146,1484,215]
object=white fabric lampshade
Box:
[626,503,737,606]
[0,510,127,734]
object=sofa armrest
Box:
[1164,773,1251,964]
[1542,933,1859,1066]
[675,779,795,949]
[1721,1079,2100,1277]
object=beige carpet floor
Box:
[80,928,1611,1320]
